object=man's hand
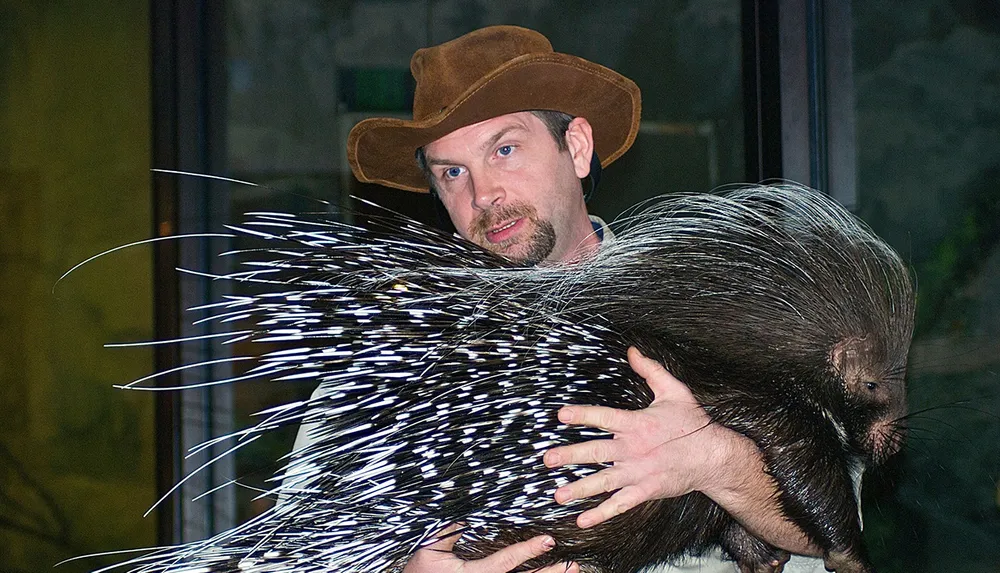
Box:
[543,346,724,528]
[543,347,818,556]
[402,524,579,573]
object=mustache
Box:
[470,203,537,237]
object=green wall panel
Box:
[0,2,156,571]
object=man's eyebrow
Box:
[424,156,457,167]
[479,125,525,152]
[424,125,527,167]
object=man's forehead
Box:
[425,112,539,153]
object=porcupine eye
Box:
[865,381,879,391]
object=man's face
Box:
[422,112,594,264]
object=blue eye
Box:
[444,166,464,179]
[497,145,513,157]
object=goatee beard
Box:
[471,203,557,265]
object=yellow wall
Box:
[0,2,156,570]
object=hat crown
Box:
[410,26,553,120]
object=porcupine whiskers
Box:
[889,400,998,451]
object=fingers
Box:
[424,522,463,552]
[574,485,656,529]
[530,561,580,573]
[553,465,629,504]
[557,403,627,432]
[408,526,577,573]
[471,534,556,573]
[627,347,694,402]
[544,438,620,468]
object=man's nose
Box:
[471,170,505,210]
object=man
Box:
[343,25,828,573]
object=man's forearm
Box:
[704,429,821,557]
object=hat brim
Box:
[347,52,642,193]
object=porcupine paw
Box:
[823,550,874,573]
[720,524,790,573]
[735,554,790,573]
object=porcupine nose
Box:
[869,390,908,461]
[871,417,906,460]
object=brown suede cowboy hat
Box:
[346,25,642,193]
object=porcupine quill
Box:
[89,182,914,573]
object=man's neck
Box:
[546,214,602,265]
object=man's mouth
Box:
[485,218,524,244]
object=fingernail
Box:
[554,489,572,504]
[541,536,555,550]
[544,451,560,467]
[558,408,573,423]
[578,515,593,528]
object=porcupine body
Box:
[109,183,914,573]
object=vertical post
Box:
[748,0,858,206]
[149,0,233,545]
[150,0,182,547]
[823,0,858,209]
[742,0,784,183]
[805,0,829,192]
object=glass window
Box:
[849,2,1000,570]
[0,3,156,572]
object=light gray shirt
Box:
[643,551,826,572]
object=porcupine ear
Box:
[831,335,859,372]
[831,336,879,397]
[831,338,858,374]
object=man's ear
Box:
[565,117,595,179]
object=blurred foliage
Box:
[864,168,1000,338]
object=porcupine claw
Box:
[823,550,874,573]
[737,559,788,573]
[734,551,790,573]
[721,523,790,573]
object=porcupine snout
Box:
[833,336,909,464]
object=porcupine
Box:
[103,182,914,573]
